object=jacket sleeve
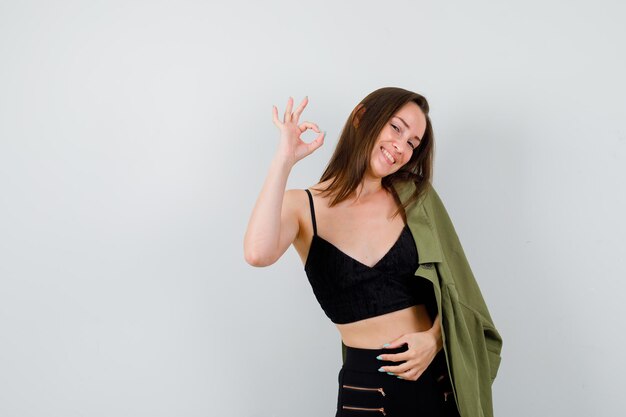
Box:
[425,184,503,383]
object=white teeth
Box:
[381,147,395,164]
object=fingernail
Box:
[377,367,385,372]
[382,343,390,348]
[376,355,382,360]
[387,372,394,375]
[396,376,403,379]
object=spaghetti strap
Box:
[304,189,317,236]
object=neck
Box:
[354,177,384,201]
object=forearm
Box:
[243,153,293,264]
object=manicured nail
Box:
[387,372,394,375]
[382,343,390,348]
[397,376,403,379]
[376,355,382,360]
[378,367,385,372]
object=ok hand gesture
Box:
[272,96,325,166]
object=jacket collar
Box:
[393,181,444,265]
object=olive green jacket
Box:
[341,181,503,417]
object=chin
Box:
[376,167,397,178]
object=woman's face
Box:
[366,101,427,179]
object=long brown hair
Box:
[313,87,435,218]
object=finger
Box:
[284,96,293,123]
[306,132,325,154]
[298,121,320,133]
[376,351,410,363]
[272,105,282,127]
[382,340,408,350]
[380,360,412,375]
[406,368,425,381]
[292,96,308,124]
[397,367,418,380]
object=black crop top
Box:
[303,189,433,324]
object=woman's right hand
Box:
[272,96,325,166]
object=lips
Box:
[380,146,395,164]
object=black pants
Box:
[336,344,459,417]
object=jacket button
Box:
[422,263,434,269]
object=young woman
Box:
[244,87,464,417]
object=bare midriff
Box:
[336,304,433,349]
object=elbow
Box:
[244,247,273,267]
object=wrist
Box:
[270,152,295,172]
[426,323,443,352]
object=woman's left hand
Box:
[376,330,439,381]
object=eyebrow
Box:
[394,116,422,141]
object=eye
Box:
[392,123,416,150]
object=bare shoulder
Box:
[284,187,311,206]
[283,183,324,221]
[285,179,332,229]
[307,179,333,197]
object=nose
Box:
[391,138,404,154]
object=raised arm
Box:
[243,96,325,267]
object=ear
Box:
[351,103,366,129]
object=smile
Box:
[380,146,395,164]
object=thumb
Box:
[381,335,407,349]
[308,131,325,152]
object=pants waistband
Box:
[343,343,410,372]
[343,343,449,375]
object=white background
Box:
[1,1,625,416]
